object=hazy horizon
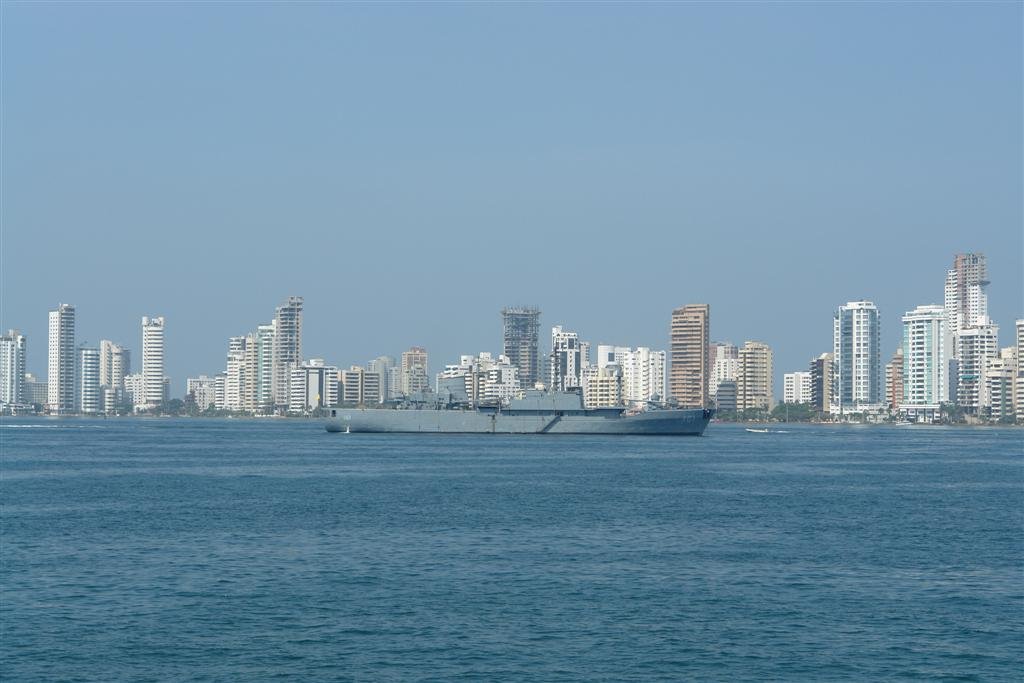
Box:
[3,3,1022,393]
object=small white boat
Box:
[745,428,769,433]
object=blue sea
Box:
[1,418,1022,681]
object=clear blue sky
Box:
[3,2,1021,394]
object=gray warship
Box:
[325,389,712,435]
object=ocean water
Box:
[1,418,1021,682]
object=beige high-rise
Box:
[737,341,773,413]
[669,304,709,408]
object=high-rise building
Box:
[715,380,737,413]
[502,307,541,389]
[401,346,429,395]
[48,303,76,414]
[386,365,403,400]
[944,253,990,401]
[956,320,999,414]
[809,353,833,417]
[224,335,248,412]
[254,322,275,412]
[272,296,303,409]
[710,342,738,400]
[368,356,396,402]
[186,375,218,412]
[550,326,584,391]
[596,345,666,406]
[981,348,1015,421]
[669,304,709,408]
[582,365,622,408]
[1015,320,1024,422]
[77,346,101,414]
[289,359,338,413]
[736,341,773,413]
[0,329,27,407]
[341,365,382,406]
[24,373,48,408]
[832,300,881,415]
[899,305,945,421]
[124,373,145,409]
[884,349,904,412]
[99,340,130,391]
[140,316,166,410]
[783,371,811,404]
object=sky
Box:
[2,2,1022,395]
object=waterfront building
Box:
[981,348,1015,421]
[24,372,48,408]
[99,340,130,391]
[669,304,710,408]
[550,326,584,391]
[710,342,738,400]
[386,365,404,399]
[502,307,541,388]
[595,345,666,406]
[124,373,145,409]
[368,356,396,401]
[1016,320,1024,422]
[0,329,27,407]
[47,303,76,414]
[736,341,773,414]
[140,316,166,410]
[401,346,429,395]
[186,375,218,412]
[254,323,275,412]
[898,305,945,420]
[224,335,248,412]
[809,353,834,417]
[582,364,622,408]
[341,365,382,406]
[783,371,812,404]
[884,349,904,412]
[213,372,226,411]
[289,360,338,413]
[436,352,521,406]
[956,320,999,414]
[832,300,882,415]
[272,296,303,410]
[715,380,737,413]
[944,253,989,401]
[77,346,101,414]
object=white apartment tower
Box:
[595,345,666,406]
[550,326,584,391]
[0,330,27,407]
[141,316,166,410]
[956,320,999,414]
[899,304,946,420]
[782,371,812,404]
[77,346,101,414]
[832,300,882,415]
[944,253,990,401]
[272,297,303,409]
[48,303,76,414]
[99,340,130,392]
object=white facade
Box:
[255,322,275,411]
[832,300,882,415]
[48,304,76,414]
[582,365,622,408]
[341,365,382,406]
[710,343,739,399]
[782,371,812,404]
[899,304,946,417]
[368,356,396,401]
[1016,320,1024,422]
[596,345,666,406]
[99,340,130,391]
[981,348,1015,421]
[0,329,27,407]
[77,346,101,414]
[140,316,166,410]
[436,352,521,405]
[289,361,338,413]
[124,373,145,409]
[186,375,218,412]
[401,347,429,395]
[956,320,999,414]
[224,335,248,412]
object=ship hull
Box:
[326,407,711,435]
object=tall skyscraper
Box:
[502,307,540,389]
[401,346,429,395]
[254,322,275,412]
[832,300,881,415]
[141,316,166,410]
[737,341,773,413]
[549,326,584,391]
[272,296,303,410]
[224,335,248,412]
[99,340,130,393]
[77,346,101,414]
[0,329,27,407]
[899,304,945,420]
[48,303,76,414]
[943,253,989,401]
[669,304,709,407]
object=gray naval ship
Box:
[325,389,713,435]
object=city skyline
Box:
[2,3,1020,396]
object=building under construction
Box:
[502,307,541,389]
